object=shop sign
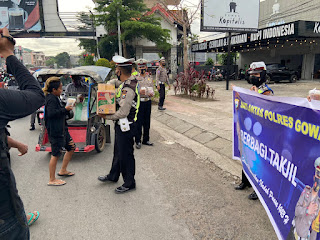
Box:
[201,0,260,32]
[250,23,295,42]
[314,22,320,34]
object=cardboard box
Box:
[97,84,116,114]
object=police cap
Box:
[249,61,267,74]
[135,58,148,67]
[112,55,135,67]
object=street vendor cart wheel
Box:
[95,124,106,152]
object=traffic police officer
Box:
[156,57,170,110]
[289,157,320,240]
[98,56,140,194]
[135,59,154,149]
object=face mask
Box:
[249,76,261,87]
[117,71,121,81]
[141,69,146,74]
[162,63,166,67]
[314,177,320,192]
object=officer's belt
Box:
[116,121,133,125]
[140,97,151,102]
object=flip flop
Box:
[27,211,40,226]
[47,181,66,186]
[57,172,75,177]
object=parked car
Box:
[246,63,299,84]
[265,64,298,83]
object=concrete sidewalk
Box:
[151,81,241,179]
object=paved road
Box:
[9,115,275,240]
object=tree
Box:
[95,58,115,69]
[83,55,95,66]
[46,57,56,67]
[55,52,71,68]
[78,39,97,55]
[160,1,201,75]
[94,0,171,58]
[217,53,238,66]
[205,58,214,66]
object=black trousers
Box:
[107,123,136,188]
[135,100,151,144]
[158,84,165,107]
[241,170,251,187]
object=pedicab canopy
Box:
[33,66,112,83]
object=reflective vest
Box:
[132,71,139,76]
[116,79,140,122]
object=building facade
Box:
[192,0,320,80]
[133,3,186,78]
[31,51,46,67]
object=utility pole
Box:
[117,8,122,56]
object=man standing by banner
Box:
[290,158,320,240]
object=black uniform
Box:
[0,55,45,239]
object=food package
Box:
[66,98,76,107]
[73,97,88,121]
[309,88,320,100]
[97,84,116,114]
[147,87,154,96]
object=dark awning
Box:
[192,21,320,53]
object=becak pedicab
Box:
[35,66,112,153]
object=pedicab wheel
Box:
[95,124,106,153]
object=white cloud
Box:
[15,38,83,56]
[16,0,95,56]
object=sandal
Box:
[57,172,75,177]
[27,211,40,226]
[47,180,66,186]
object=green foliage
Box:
[205,58,214,66]
[55,52,71,68]
[98,35,118,60]
[217,53,238,65]
[95,58,114,69]
[83,55,95,66]
[46,57,55,67]
[78,39,97,55]
[94,0,171,57]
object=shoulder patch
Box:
[121,90,127,99]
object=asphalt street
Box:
[9,79,320,240]
[9,114,276,240]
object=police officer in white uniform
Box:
[134,59,154,149]
[98,56,140,194]
[156,57,170,110]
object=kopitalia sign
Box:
[201,0,260,32]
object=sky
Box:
[16,0,96,56]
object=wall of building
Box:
[259,0,320,28]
